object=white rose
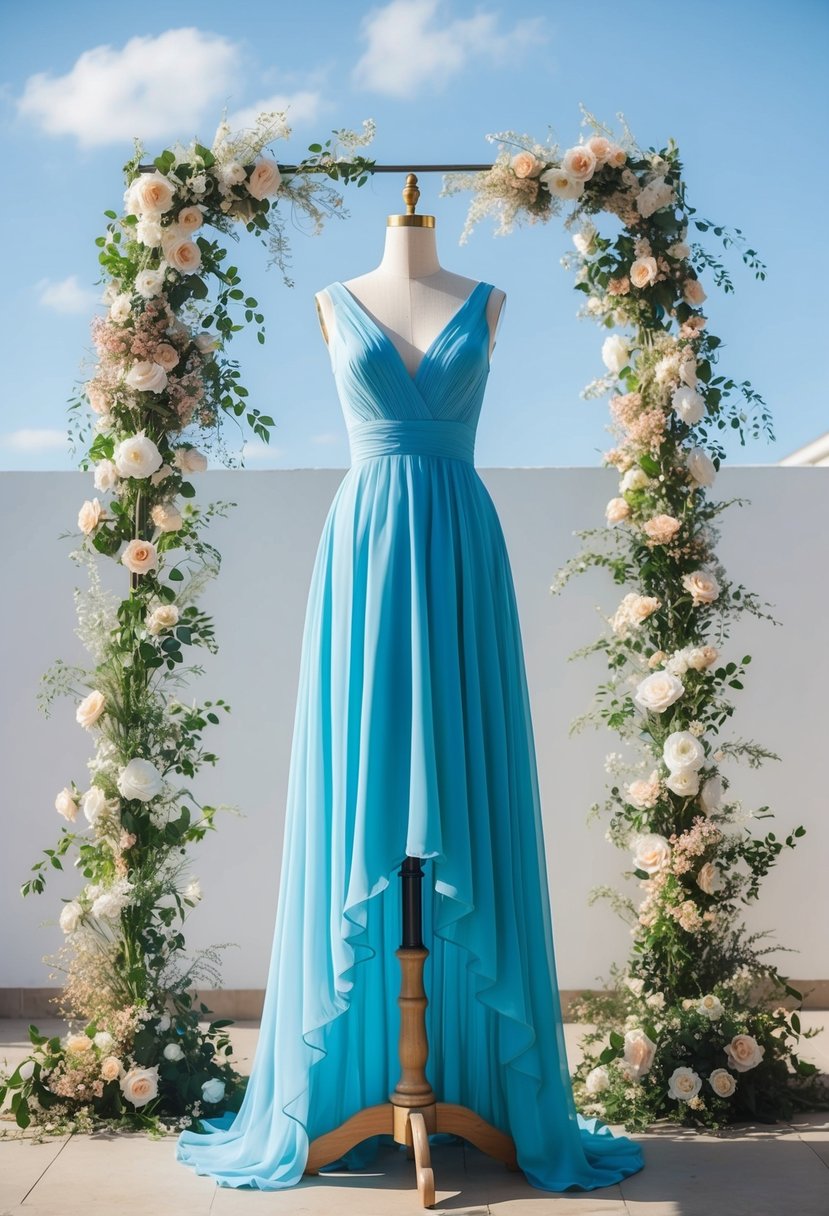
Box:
[55,787,79,822]
[634,671,685,713]
[120,1065,160,1108]
[724,1034,765,1072]
[687,448,716,486]
[202,1077,226,1103]
[146,603,180,635]
[709,1067,736,1097]
[135,217,163,248]
[151,503,183,532]
[668,1066,702,1101]
[117,757,163,803]
[125,361,168,395]
[601,334,631,374]
[94,1031,114,1052]
[585,1066,610,1094]
[663,731,705,773]
[109,293,132,324]
[679,357,698,387]
[620,467,650,492]
[93,459,119,492]
[700,775,723,814]
[172,446,208,473]
[696,861,723,895]
[633,832,671,874]
[672,385,705,425]
[59,900,83,933]
[114,432,163,479]
[121,538,158,575]
[682,570,720,605]
[621,1028,657,1080]
[540,167,584,199]
[135,267,166,298]
[125,171,175,216]
[697,993,724,1020]
[247,156,282,200]
[76,689,106,729]
[81,785,109,828]
[665,767,701,797]
[163,1042,185,1061]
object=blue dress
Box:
[175,279,645,1191]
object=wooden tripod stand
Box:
[304,856,519,1206]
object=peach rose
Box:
[511,151,543,178]
[151,503,183,532]
[630,256,658,288]
[78,498,106,536]
[153,343,180,372]
[586,136,614,165]
[605,497,631,524]
[621,1028,657,1080]
[126,172,175,216]
[121,538,158,576]
[724,1034,765,1073]
[626,770,661,810]
[120,1064,159,1108]
[161,230,201,275]
[247,156,282,200]
[176,205,204,232]
[101,1055,123,1082]
[562,144,597,181]
[683,278,707,305]
[642,514,681,545]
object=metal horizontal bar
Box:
[137,162,495,174]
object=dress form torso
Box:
[314,225,506,375]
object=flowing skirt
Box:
[175,455,645,1190]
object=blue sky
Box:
[1,0,827,470]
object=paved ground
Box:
[1,1015,827,1215]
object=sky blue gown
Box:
[175,279,645,1191]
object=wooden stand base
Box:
[305,928,519,1207]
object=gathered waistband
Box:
[348,418,476,464]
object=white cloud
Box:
[226,90,324,136]
[35,275,98,315]
[311,431,343,445]
[2,429,69,452]
[240,442,287,462]
[16,28,241,149]
[353,0,545,97]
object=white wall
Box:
[2,467,827,992]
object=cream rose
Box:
[686,645,718,670]
[247,156,282,200]
[121,538,158,575]
[601,334,631,375]
[177,205,204,232]
[65,1033,92,1054]
[668,1065,702,1101]
[697,993,724,1020]
[630,256,658,288]
[125,360,168,395]
[146,603,180,635]
[101,1055,123,1082]
[117,757,163,802]
[634,671,685,713]
[605,497,631,524]
[76,689,106,729]
[113,435,160,481]
[724,1034,765,1072]
[78,498,106,536]
[687,448,716,486]
[626,770,661,810]
[120,1064,160,1108]
[153,343,180,372]
[151,503,183,532]
[621,1028,657,1080]
[81,785,109,828]
[173,446,208,473]
[511,151,543,178]
[642,514,681,545]
[682,570,720,605]
[93,459,119,492]
[633,832,671,874]
[665,767,700,797]
[161,229,202,274]
[55,787,79,822]
[709,1067,736,1097]
[663,730,705,772]
[540,168,584,199]
[696,861,723,895]
[672,385,705,425]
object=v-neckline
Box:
[332,279,489,386]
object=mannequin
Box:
[314,193,506,371]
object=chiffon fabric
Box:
[175,279,645,1191]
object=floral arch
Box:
[1,104,823,1138]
